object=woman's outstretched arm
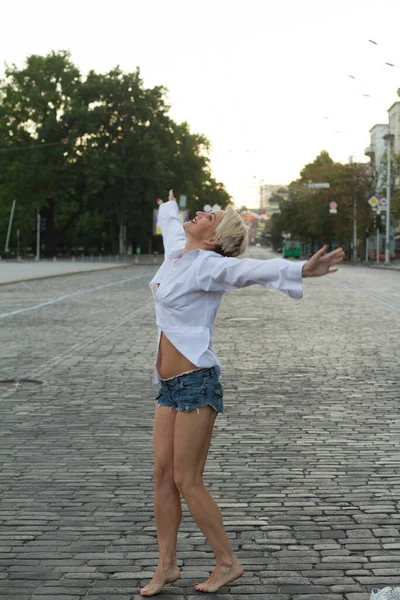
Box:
[157,190,186,256]
[195,246,344,298]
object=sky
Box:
[1,0,400,207]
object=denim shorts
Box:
[155,366,224,414]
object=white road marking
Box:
[0,274,150,320]
[328,279,400,313]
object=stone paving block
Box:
[354,577,400,584]
[32,597,82,600]
[292,596,344,600]
[280,584,330,593]
[0,595,33,600]
[330,585,364,593]
[84,595,133,600]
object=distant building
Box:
[365,102,400,193]
[365,124,388,193]
[259,184,284,210]
[388,101,400,154]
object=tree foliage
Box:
[266,151,400,255]
[0,51,232,256]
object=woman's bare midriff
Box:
[156,331,198,379]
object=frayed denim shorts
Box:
[155,366,224,414]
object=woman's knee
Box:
[173,469,202,495]
[154,463,175,487]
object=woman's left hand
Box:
[302,245,345,278]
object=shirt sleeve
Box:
[196,255,307,299]
[157,200,187,256]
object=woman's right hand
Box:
[157,189,175,206]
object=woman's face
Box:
[184,210,225,242]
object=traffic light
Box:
[41,218,47,232]
[373,213,382,232]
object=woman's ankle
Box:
[158,556,179,570]
[215,551,238,568]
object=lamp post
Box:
[383,133,394,265]
[349,156,357,264]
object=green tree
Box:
[267,152,375,255]
[0,51,232,256]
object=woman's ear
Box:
[204,236,219,251]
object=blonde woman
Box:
[140,190,344,596]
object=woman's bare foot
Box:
[194,557,244,592]
[140,565,180,596]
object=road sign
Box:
[329,208,337,214]
[329,201,337,209]
[379,197,387,210]
[368,196,379,208]
[308,182,330,189]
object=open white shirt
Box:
[149,200,306,385]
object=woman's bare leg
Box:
[140,405,182,597]
[173,407,244,593]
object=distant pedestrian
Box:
[140,189,344,596]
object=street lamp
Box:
[383,133,394,265]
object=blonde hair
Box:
[213,205,249,257]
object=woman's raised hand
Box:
[157,189,175,206]
[302,245,345,278]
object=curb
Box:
[350,263,400,272]
[0,263,133,287]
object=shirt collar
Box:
[169,248,221,259]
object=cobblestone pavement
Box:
[0,248,399,600]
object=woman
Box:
[140,190,344,596]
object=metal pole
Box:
[365,236,368,263]
[35,208,41,261]
[385,135,392,264]
[353,193,357,264]
[5,199,16,254]
[376,228,379,265]
[350,156,357,264]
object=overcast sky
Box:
[1,0,400,206]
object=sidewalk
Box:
[0,256,162,285]
[361,261,400,271]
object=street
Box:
[0,248,400,600]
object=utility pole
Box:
[383,133,393,265]
[349,157,357,264]
[5,199,16,255]
[376,216,380,264]
[353,192,357,264]
[35,207,41,261]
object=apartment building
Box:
[365,101,400,192]
[259,184,283,210]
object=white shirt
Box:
[149,200,306,385]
